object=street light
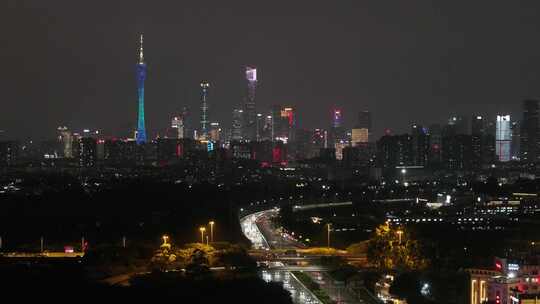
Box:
[209,221,215,243]
[199,227,206,244]
[327,223,331,249]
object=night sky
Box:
[3,1,540,140]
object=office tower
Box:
[256,113,264,141]
[358,110,372,129]
[57,126,73,158]
[231,109,243,141]
[136,34,147,144]
[511,121,520,160]
[428,124,442,166]
[411,124,429,166]
[448,115,469,134]
[0,141,18,167]
[271,105,281,141]
[358,110,372,140]
[521,100,539,163]
[471,116,484,168]
[200,81,210,140]
[496,115,511,162]
[442,134,472,170]
[331,108,345,144]
[78,137,97,168]
[209,122,221,142]
[270,105,295,143]
[293,129,311,160]
[376,134,413,173]
[243,67,257,141]
[281,107,296,142]
[483,119,497,165]
[171,116,184,139]
[351,128,369,147]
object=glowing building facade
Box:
[244,67,257,141]
[496,115,511,162]
[200,82,210,140]
[136,34,147,144]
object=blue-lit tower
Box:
[200,81,210,140]
[136,34,147,144]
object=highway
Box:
[241,207,369,304]
[240,208,322,304]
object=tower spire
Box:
[139,34,144,64]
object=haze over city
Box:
[4,1,540,304]
[2,1,540,139]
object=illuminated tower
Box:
[331,108,344,144]
[200,81,210,140]
[244,67,257,141]
[496,114,511,162]
[136,34,147,144]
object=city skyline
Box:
[3,1,540,140]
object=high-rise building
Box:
[428,124,442,167]
[78,137,97,168]
[243,67,258,141]
[0,141,18,167]
[281,107,296,142]
[331,108,345,144]
[171,116,184,139]
[471,116,484,168]
[209,122,221,142]
[448,115,469,135]
[442,134,472,170]
[521,100,539,163]
[231,109,243,141]
[270,105,295,143]
[376,134,413,175]
[357,111,372,140]
[136,34,147,144]
[351,128,369,146]
[57,126,73,158]
[200,81,210,140]
[496,115,511,162]
[411,124,429,166]
[511,121,520,160]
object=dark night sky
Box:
[2,0,540,140]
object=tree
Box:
[367,222,428,271]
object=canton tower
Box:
[136,34,147,144]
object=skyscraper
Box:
[200,81,210,140]
[521,100,539,163]
[471,115,484,168]
[496,115,511,162]
[57,126,73,158]
[411,124,429,166]
[331,108,345,144]
[243,67,257,141]
[136,34,147,144]
[231,109,243,141]
[171,116,184,139]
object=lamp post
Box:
[327,223,331,249]
[199,227,206,244]
[209,221,215,243]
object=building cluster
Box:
[1,36,540,177]
[469,257,540,304]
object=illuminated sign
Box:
[508,263,519,271]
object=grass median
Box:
[291,271,336,304]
